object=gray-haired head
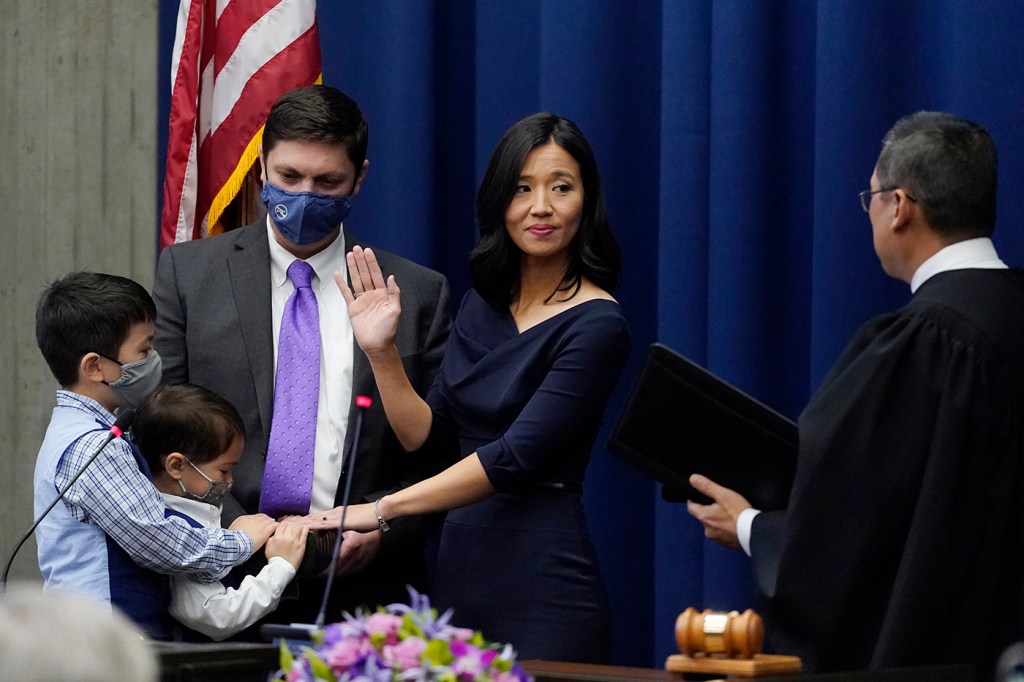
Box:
[875,111,997,241]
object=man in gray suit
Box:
[153,85,452,624]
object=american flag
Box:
[160,0,321,248]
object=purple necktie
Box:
[260,260,320,518]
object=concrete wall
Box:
[0,1,158,582]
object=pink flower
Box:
[272,588,533,681]
[284,663,306,682]
[451,641,486,678]
[365,612,403,644]
[382,636,427,669]
[326,635,368,671]
[452,627,475,642]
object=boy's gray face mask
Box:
[104,351,163,410]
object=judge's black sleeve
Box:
[752,269,1024,674]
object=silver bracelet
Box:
[374,497,391,534]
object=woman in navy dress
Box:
[314,113,630,662]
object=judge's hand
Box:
[686,474,751,550]
[332,530,382,576]
[335,246,401,355]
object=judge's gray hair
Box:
[0,585,158,682]
[876,111,997,240]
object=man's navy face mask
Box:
[261,181,353,245]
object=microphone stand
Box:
[314,395,370,629]
[261,395,373,639]
[1,409,135,591]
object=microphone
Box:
[261,395,373,640]
[0,408,136,591]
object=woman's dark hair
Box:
[134,384,245,474]
[469,113,621,307]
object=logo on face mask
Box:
[261,181,353,245]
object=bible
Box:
[608,343,797,510]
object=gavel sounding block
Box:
[665,608,801,677]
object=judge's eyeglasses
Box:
[858,187,917,213]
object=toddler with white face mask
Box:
[134,383,308,641]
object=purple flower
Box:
[449,641,473,658]
[355,653,394,682]
[322,621,356,647]
[272,587,533,682]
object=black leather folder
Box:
[608,343,798,510]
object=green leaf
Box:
[275,639,294,679]
[423,639,454,666]
[400,612,424,639]
[302,646,336,682]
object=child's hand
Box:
[265,523,309,570]
[229,513,277,550]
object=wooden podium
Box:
[523,660,976,681]
[156,641,278,682]
[154,642,977,682]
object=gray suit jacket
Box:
[153,222,452,617]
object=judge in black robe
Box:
[688,111,1024,676]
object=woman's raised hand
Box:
[335,246,402,355]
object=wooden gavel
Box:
[675,607,764,659]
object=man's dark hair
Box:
[35,272,156,387]
[134,384,245,474]
[262,85,369,170]
[469,112,621,308]
[876,111,997,239]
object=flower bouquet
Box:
[272,588,533,682]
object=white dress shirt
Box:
[163,494,296,640]
[267,219,355,513]
[736,237,1008,555]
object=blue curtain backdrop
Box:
[156,0,1024,667]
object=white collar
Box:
[161,492,223,526]
[266,217,347,290]
[910,237,1007,293]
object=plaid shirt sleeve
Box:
[54,430,254,583]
